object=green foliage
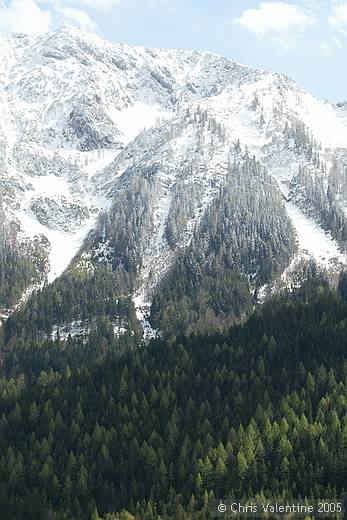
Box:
[4,265,140,344]
[0,225,45,309]
[87,171,158,292]
[152,159,295,336]
[338,271,347,300]
[0,286,346,519]
[287,122,347,249]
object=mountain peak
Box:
[0,27,346,324]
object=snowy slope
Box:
[0,26,346,317]
[0,27,262,285]
[197,74,347,269]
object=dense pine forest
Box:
[151,160,295,336]
[2,265,140,346]
[0,272,346,519]
[0,225,46,311]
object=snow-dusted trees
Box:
[0,221,42,309]
[284,120,321,165]
[87,166,160,292]
[292,160,347,249]
[165,181,202,247]
[151,157,295,336]
[284,120,347,251]
[328,158,347,200]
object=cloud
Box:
[0,0,52,34]
[329,3,347,35]
[0,0,165,37]
[233,2,315,47]
[58,5,97,30]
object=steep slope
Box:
[198,72,347,268]
[0,27,264,292]
[81,108,295,335]
[0,27,347,337]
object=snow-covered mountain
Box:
[0,27,266,282]
[1,27,347,336]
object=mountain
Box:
[0,27,347,339]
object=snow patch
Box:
[51,319,129,341]
[28,174,72,198]
[284,200,346,267]
[270,164,346,268]
[108,103,172,144]
[16,208,100,283]
[133,293,158,342]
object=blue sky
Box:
[0,0,346,101]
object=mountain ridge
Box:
[0,27,346,337]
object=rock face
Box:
[30,196,90,232]
[0,27,346,332]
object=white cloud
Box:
[0,0,52,34]
[233,2,315,47]
[0,0,161,38]
[329,3,347,35]
[58,5,97,30]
